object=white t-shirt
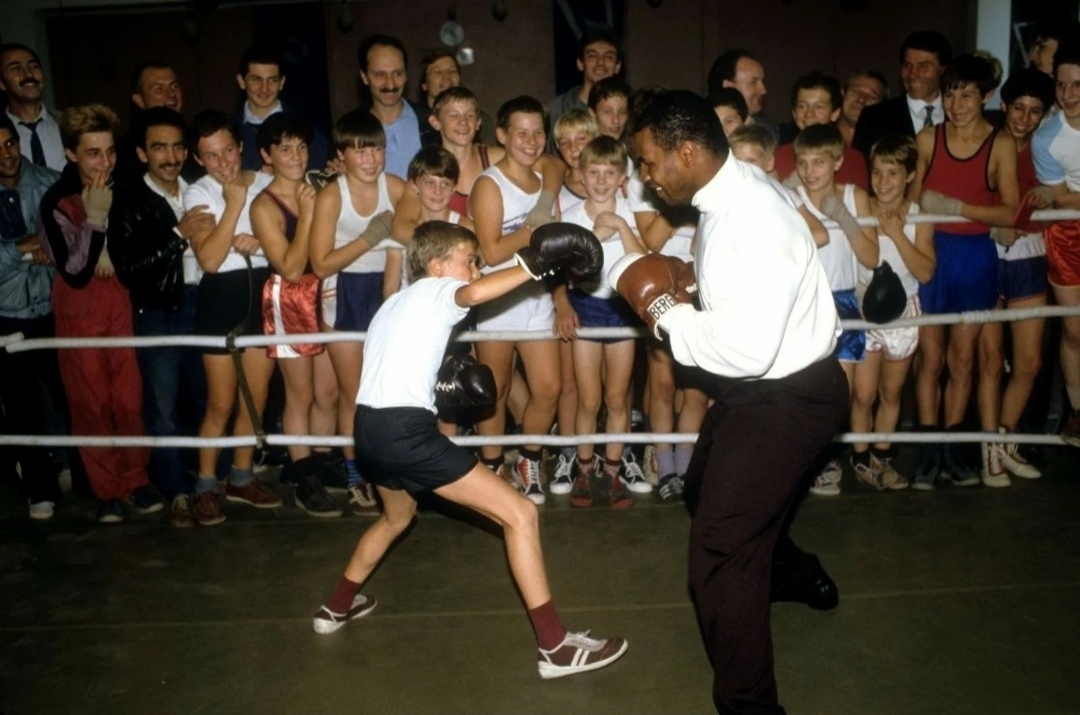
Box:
[182,171,272,272]
[561,196,638,298]
[357,276,469,413]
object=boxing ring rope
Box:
[2,208,1079,451]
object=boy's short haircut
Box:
[579,26,621,62]
[59,104,120,151]
[1032,19,1080,48]
[357,34,408,71]
[710,87,749,121]
[845,70,889,99]
[1000,66,1056,109]
[333,108,386,152]
[793,123,844,162]
[553,108,599,140]
[431,86,480,116]
[940,53,997,97]
[190,109,240,152]
[578,135,628,171]
[130,60,173,92]
[1053,41,1080,75]
[588,77,632,111]
[407,145,461,183]
[790,71,842,111]
[0,114,17,139]
[632,89,728,156]
[899,30,953,66]
[256,111,313,154]
[706,48,758,102]
[408,220,479,281]
[496,95,548,134]
[421,50,459,81]
[136,106,186,149]
[728,124,776,156]
[238,44,284,77]
[869,133,918,175]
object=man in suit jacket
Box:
[853,31,952,159]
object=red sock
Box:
[528,599,568,651]
[326,576,360,613]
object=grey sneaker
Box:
[537,630,629,679]
[658,474,684,502]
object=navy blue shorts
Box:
[834,289,865,363]
[998,256,1048,303]
[354,405,477,495]
[568,289,638,343]
[320,272,383,332]
[919,230,998,314]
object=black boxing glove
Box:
[435,354,497,410]
[515,222,603,283]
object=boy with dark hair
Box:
[1028,20,1080,75]
[710,87,748,137]
[912,53,1020,487]
[547,27,622,151]
[108,107,213,526]
[587,77,631,140]
[312,219,629,680]
[773,71,868,189]
[40,104,157,523]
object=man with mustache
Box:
[0,43,64,171]
[108,107,215,527]
[357,34,430,180]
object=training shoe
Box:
[126,485,164,515]
[570,458,595,508]
[313,593,378,635]
[192,491,226,526]
[170,495,195,528]
[97,499,124,524]
[1061,414,1080,448]
[549,451,574,496]
[851,455,885,491]
[225,479,283,508]
[515,455,545,505]
[347,481,380,516]
[809,459,842,496]
[620,450,653,494]
[658,473,684,502]
[643,444,659,485]
[603,469,634,509]
[912,443,941,491]
[28,500,54,521]
[1000,438,1041,480]
[296,476,343,518]
[870,454,909,490]
[980,442,1010,488]
[537,630,629,680]
[316,454,349,493]
[940,443,980,487]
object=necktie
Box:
[922,104,934,130]
[20,119,45,166]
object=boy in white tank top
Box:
[309,109,405,516]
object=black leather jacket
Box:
[107,178,189,312]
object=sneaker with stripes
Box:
[312,593,378,635]
[537,630,629,679]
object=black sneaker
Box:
[313,592,377,634]
[295,476,343,518]
[658,474,684,502]
[97,499,124,524]
[912,443,940,491]
[940,442,980,487]
[316,454,349,493]
[125,485,164,514]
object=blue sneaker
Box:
[98,499,124,524]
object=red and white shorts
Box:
[262,273,324,359]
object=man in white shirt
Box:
[617,89,849,715]
[0,43,65,171]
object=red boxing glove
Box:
[608,253,696,338]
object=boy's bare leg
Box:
[342,486,419,583]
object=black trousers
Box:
[683,357,849,715]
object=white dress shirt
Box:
[657,154,839,380]
[906,94,944,131]
[6,106,65,171]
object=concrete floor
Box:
[1,448,1078,715]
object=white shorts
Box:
[474,280,554,333]
[866,296,920,361]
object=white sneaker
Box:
[514,455,545,505]
[537,630,629,679]
[809,459,842,496]
[1000,432,1041,479]
[981,443,1010,488]
[29,500,55,520]
[549,451,574,495]
[620,449,653,494]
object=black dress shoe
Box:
[770,555,839,611]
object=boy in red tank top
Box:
[910,54,1020,489]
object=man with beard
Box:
[613,89,848,714]
[358,34,430,180]
[0,43,64,171]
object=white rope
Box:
[0,430,1068,448]
[6,304,1080,352]
[850,208,1080,227]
